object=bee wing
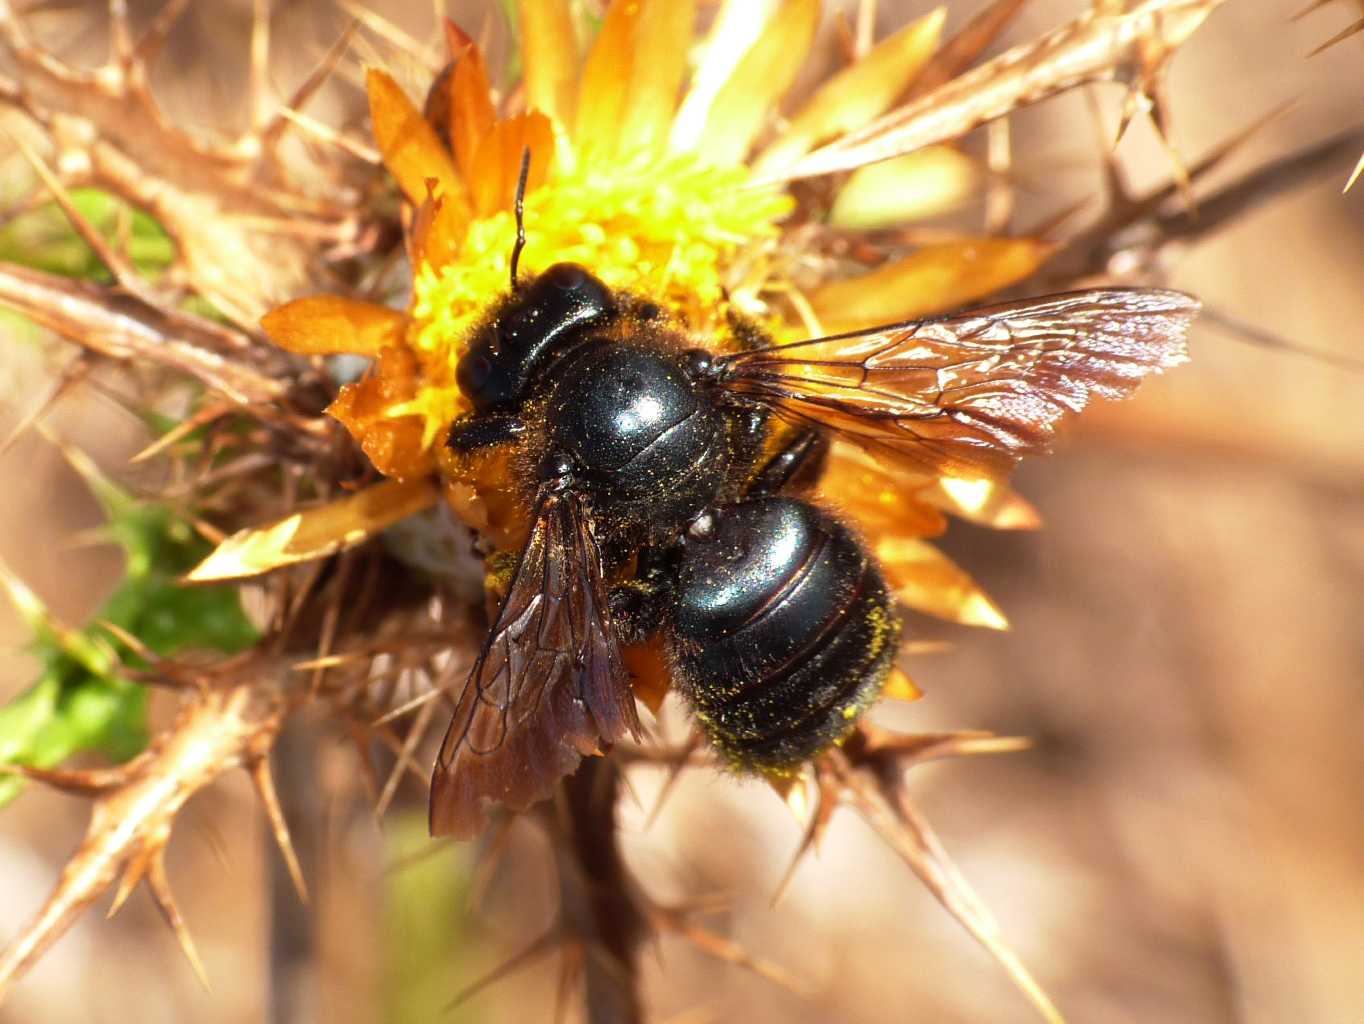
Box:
[720,289,1199,479]
[429,484,640,839]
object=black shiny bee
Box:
[429,216,1198,839]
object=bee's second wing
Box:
[720,289,1199,479]
[429,486,640,839]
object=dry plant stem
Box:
[0,674,291,999]
[0,262,286,404]
[830,731,1064,1024]
[267,724,323,1024]
[772,0,1227,182]
[1042,124,1364,285]
[548,757,649,1024]
[0,0,365,323]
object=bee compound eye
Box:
[456,351,493,395]
[543,263,590,291]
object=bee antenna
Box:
[509,147,531,290]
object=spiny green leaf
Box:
[0,475,257,807]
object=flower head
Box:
[263,0,1041,629]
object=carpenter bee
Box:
[428,173,1199,839]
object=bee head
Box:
[455,263,616,413]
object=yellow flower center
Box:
[390,153,793,449]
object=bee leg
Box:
[446,412,526,453]
[608,544,674,645]
[748,428,829,496]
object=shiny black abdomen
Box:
[542,339,730,545]
[665,496,900,771]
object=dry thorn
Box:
[368,722,433,793]
[1038,102,1334,287]
[828,740,1064,1024]
[130,401,235,465]
[133,0,190,67]
[0,677,287,1000]
[1197,305,1364,373]
[653,906,814,1000]
[248,756,309,905]
[643,728,705,828]
[337,0,443,72]
[465,814,516,915]
[374,695,438,818]
[907,0,1032,101]
[250,0,271,134]
[1,760,141,797]
[260,21,359,156]
[444,927,561,1012]
[106,843,155,919]
[274,106,383,165]
[6,130,153,301]
[770,759,842,908]
[0,353,92,457]
[554,940,586,1024]
[107,0,134,67]
[144,847,211,991]
[369,684,446,727]
[1307,15,1364,53]
[985,115,1014,232]
[93,619,169,674]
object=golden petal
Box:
[829,145,981,230]
[447,38,497,187]
[753,7,946,175]
[621,640,672,716]
[185,478,440,582]
[817,439,947,540]
[469,112,555,218]
[877,537,1009,630]
[809,237,1053,331]
[770,769,817,825]
[922,475,1042,530]
[410,188,467,270]
[616,0,697,156]
[520,0,579,133]
[327,346,432,481]
[883,667,923,702]
[365,68,470,217]
[574,0,645,157]
[1346,150,1364,193]
[670,0,778,153]
[693,0,821,167]
[260,296,405,356]
[438,444,532,554]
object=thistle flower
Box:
[260,1,1056,631]
[0,1,1252,1020]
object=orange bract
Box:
[262,296,406,357]
[328,346,431,481]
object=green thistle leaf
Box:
[0,461,257,806]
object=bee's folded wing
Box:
[430,486,640,839]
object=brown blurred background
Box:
[1,2,1361,1022]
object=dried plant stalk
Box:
[0,673,292,997]
[771,0,1228,182]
